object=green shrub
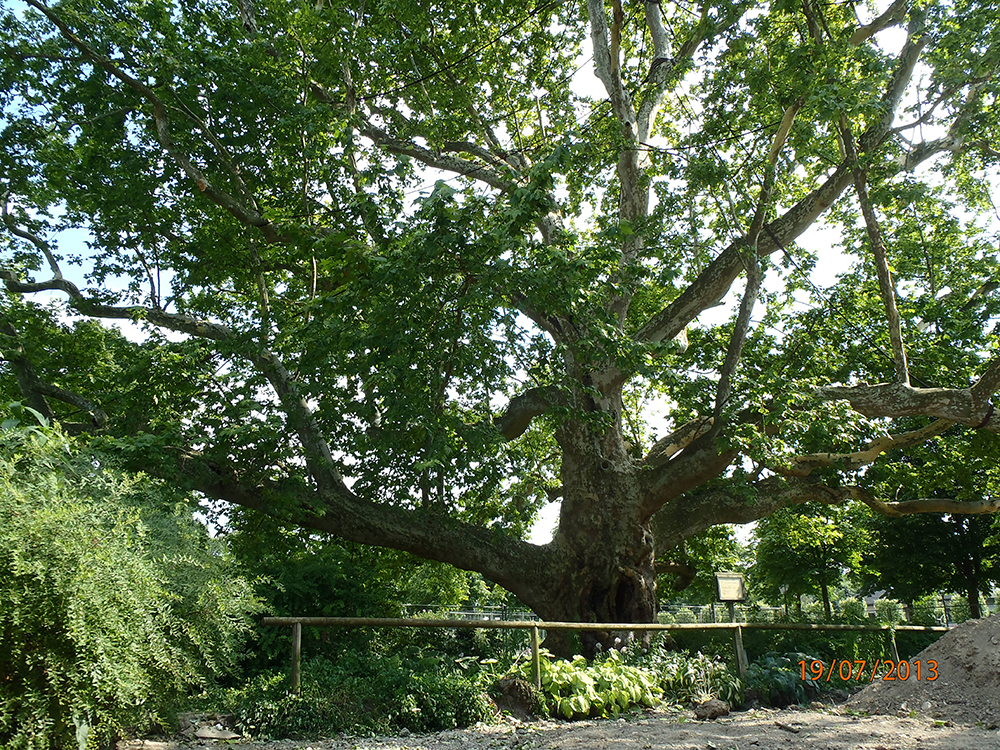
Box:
[802,600,827,621]
[673,607,697,623]
[0,417,261,749]
[742,653,813,707]
[217,653,494,739]
[837,598,867,624]
[513,641,743,721]
[949,595,974,623]
[619,640,741,705]
[911,596,944,626]
[874,598,905,626]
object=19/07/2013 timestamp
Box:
[800,659,939,682]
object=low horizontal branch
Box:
[816,381,1000,430]
[855,488,1000,518]
[642,416,714,468]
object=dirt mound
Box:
[848,613,1000,728]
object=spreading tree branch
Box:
[494,386,563,440]
[652,476,853,551]
[1,197,63,279]
[642,416,714,469]
[816,352,1000,428]
[0,319,107,432]
[0,268,345,493]
[359,123,516,194]
[0,265,554,596]
[25,0,284,243]
[778,418,953,477]
[586,0,634,127]
[853,488,1000,518]
[635,21,939,348]
[840,119,909,384]
[163,445,550,598]
[653,475,999,553]
[714,102,800,421]
[849,0,909,46]
[655,559,696,590]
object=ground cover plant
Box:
[511,639,742,720]
[515,650,663,719]
[210,653,495,739]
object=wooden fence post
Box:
[291,621,302,694]
[733,625,748,679]
[887,628,900,664]
[530,625,541,691]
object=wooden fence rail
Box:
[261,616,950,692]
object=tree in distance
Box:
[860,512,999,619]
[1,0,999,653]
[751,505,866,620]
[856,429,1000,618]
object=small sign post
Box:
[715,572,748,679]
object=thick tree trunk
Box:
[968,589,982,619]
[534,512,657,657]
[519,390,659,658]
[960,559,982,619]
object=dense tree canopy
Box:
[859,511,999,617]
[2,0,999,650]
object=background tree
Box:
[859,513,1000,618]
[750,505,866,620]
[855,430,1000,617]
[1,0,999,653]
[658,525,746,605]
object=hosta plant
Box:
[515,650,662,720]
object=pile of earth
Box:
[848,612,1000,728]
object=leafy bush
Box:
[742,653,814,707]
[673,608,697,623]
[216,653,494,738]
[948,595,973,623]
[512,640,743,720]
[617,638,741,705]
[874,598,905,626]
[646,651,741,705]
[837,598,867,623]
[0,416,261,749]
[514,650,661,719]
[911,596,945,626]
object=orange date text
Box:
[798,659,938,682]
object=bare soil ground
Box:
[121,613,1000,750]
[118,707,1000,750]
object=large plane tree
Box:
[1,0,999,651]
